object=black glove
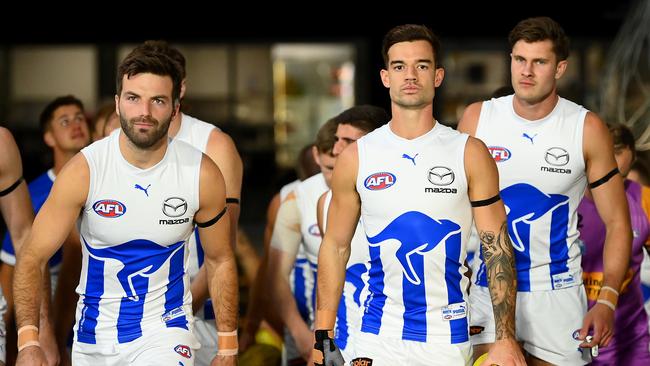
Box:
[314,329,345,366]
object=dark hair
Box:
[315,118,339,154]
[609,123,636,158]
[296,143,320,180]
[40,95,84,133]
[333,105,390,134]
[508,17,570,61]
[140,40,186,79]
[630,159,650,186]
[116,43,183,106]
[92,102,116,135]
[382,24,441,67]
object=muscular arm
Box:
[315,145,359,331]
[465,137,517,341]
[195,155,238,357]
[14,154,88,362]
[456,102,483,136]
[581,112,632,347]
[191,129,243,312]
[267,193,312,356]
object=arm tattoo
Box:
[480,221,517,340]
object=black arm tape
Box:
[195,206,227,228]
[588,168,619,189]
[0,177,23,197]
[470,193,501,207]
[226,197,240,204]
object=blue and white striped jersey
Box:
[76,130,202,345]
[356,122,472,344]
[474,95,586,292]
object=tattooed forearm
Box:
[480,221,517,339]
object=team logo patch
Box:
[174,344,192,358]
[308,223,321,237]
[352,357,373,366]
[163,197,188,217]
[428,166,454,186]
[469,325,485,335]
[545,147,569,166]
[93,200,126,218]
[488,146,511,162]
[364,172,396,190]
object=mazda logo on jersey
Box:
[428,166,454,186]
[544,147,569,166]
[163,197,188,217]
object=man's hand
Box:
[16,346,49,366]
[312,329,344,366]
[481,338,526,366]
[578,303,614,347]
[39,320,60,366]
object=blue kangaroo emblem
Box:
[522,133,537,144]
[84,237,184,301]
[401,153,419,166]
[367,211,461,285]
[501,183,569,252]
[134,183,151,197]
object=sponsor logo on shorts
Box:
[441,302,467,321]
[469,325,485,335]
[174,344,192,358]
[162,306,186,323]
[352,357,373,366]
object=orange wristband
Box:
[597,287,619,308]
[217,330,238,351]
[17,325,39,351]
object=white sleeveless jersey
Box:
[76,129,202,345]
[474,95,587,292]
[294,173,328,325]
[173,113,218,319]
[322,190,369,352]
[357,123,472,344]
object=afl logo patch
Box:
[488,146,511,162]
[308,223,321,237]
[428,166,455,186]
[93,200,126,218]
[163,197,188,217]
[364,172,396,190]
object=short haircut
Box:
[116,43,183,105]
[333,105,390,134]
[508,17,570,61]
[40,95,84,134]
[140,40,187,79]
[382,24,442,67]
[314,118,339,154]
[297,143,320,180]
[609,123,636,159]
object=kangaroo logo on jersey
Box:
[83,237,185,301]
[346,263,368,306]
[428,166,455,186]
[488,146,511,162]
[93,200,126,218]
[501,183,569,253]
[364,172,396,190]
[163,197,187,217]
[545,147,569,166]
[367,211,461,285]
[174,344,192,358]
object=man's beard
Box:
[120,113,172,149]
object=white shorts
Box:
[469,285,590,365]
[192,317,217,366]
[350,332,471,366]
[72,327,199,365]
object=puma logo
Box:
[522,133,537,144]
[402,153,419,166]
[134,184,151,197]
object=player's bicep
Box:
[584,112,618,183]
[269,195,301,259]
[456,102,482,136]
[24,154,89,260]
[206,130,242,200]
[324,144,360,250]
[195,155,231,260]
